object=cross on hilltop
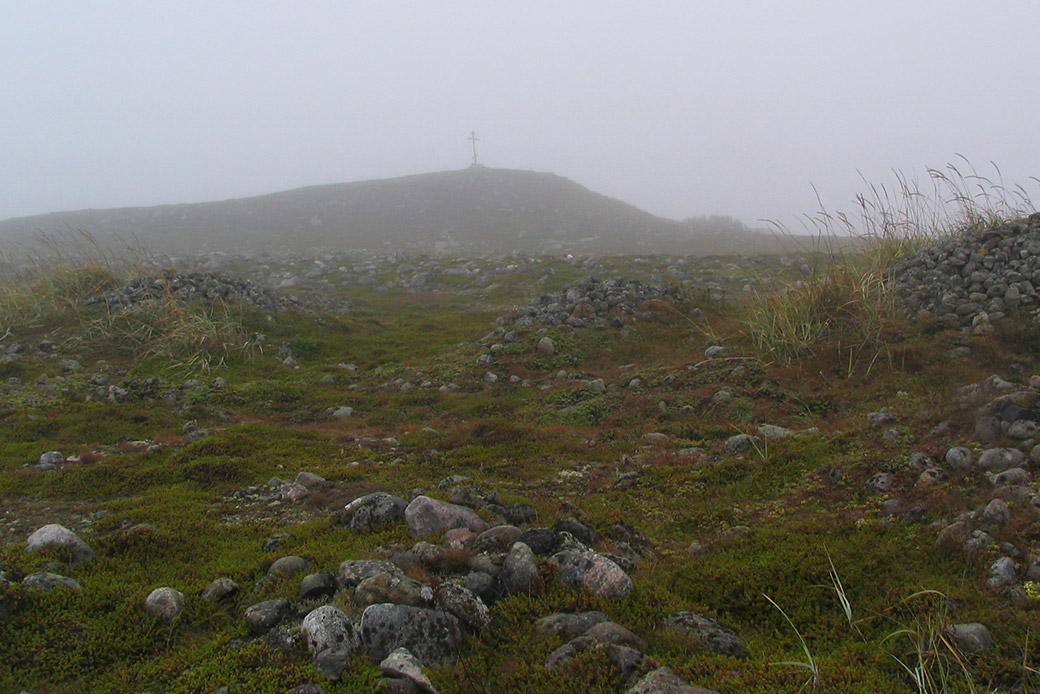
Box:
[468,131,480,166]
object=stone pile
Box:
[892,212,1040,328]
[85,270,302,312]
[512,277,679,329]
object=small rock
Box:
[144,587,184,624]
[21,572,82,593]
[945,623,994,654]
[661,611,747,657]
[245,599,290,633]
[201,577,240,603]
[380,647,438,693]
[534,611,610,638]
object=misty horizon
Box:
[3,2,1039,230]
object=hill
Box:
[0,166,803,255]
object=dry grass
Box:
[745,159,1038,374]
[0,229,252,372]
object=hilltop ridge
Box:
[0,166,797,255]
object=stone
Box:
[269,555,309,577]
[36,451,64,470]
[433,582,491,632]
[462,571,495,603]
[945,623,994,654]
[359,604,462,666]
[757,424,795,439]
[724,433,755,455]
[473,525,522,553]
[982,499,1011,527]
[662,611,747,657]
[626,667,719,694]
[21,572,82,593]
[987,557,1017,589]
[988,467,1032,486]
[340,492,408,533]
[144,587,185,624]
[553,551,633,598]
[517,528,556,555]
[301,605,356,656]
[944,446,973,472]
[380,647,438,693]
[544,636,596,669]
[300,571,338,600]
[25,524,95,565]
[337,560,405,589]
[500,542,540,595]
[354,573,429,607]
[536,337,555,355]
[584,621,647,650]
[975,416,1002,442]
[404,496,488,538]
[201,577,239,603]
[245,599,290,633]
[533,611,610,638]
[1009,419,1040,439]
[553,517,599,546]
[978,448,1026,472]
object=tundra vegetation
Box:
[2,166,1040,693]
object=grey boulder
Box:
[25,524,95,566]
[404,496,488,539]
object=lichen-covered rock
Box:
[301,605,356,656]
[553,551,633,598]
[359,604,462,666]
[433,582,491,632]
[245,598,290,633]
[25,524,95,566]
[339,492,408,533]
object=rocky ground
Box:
[3,236,1040,693]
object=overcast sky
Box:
[2,1,1038,229]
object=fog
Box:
[2,1,1038,228]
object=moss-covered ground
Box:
[1,251,1038,693]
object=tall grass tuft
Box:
[0,229,252,372]
[746,158,1038,374]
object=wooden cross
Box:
[469,131,480,165]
